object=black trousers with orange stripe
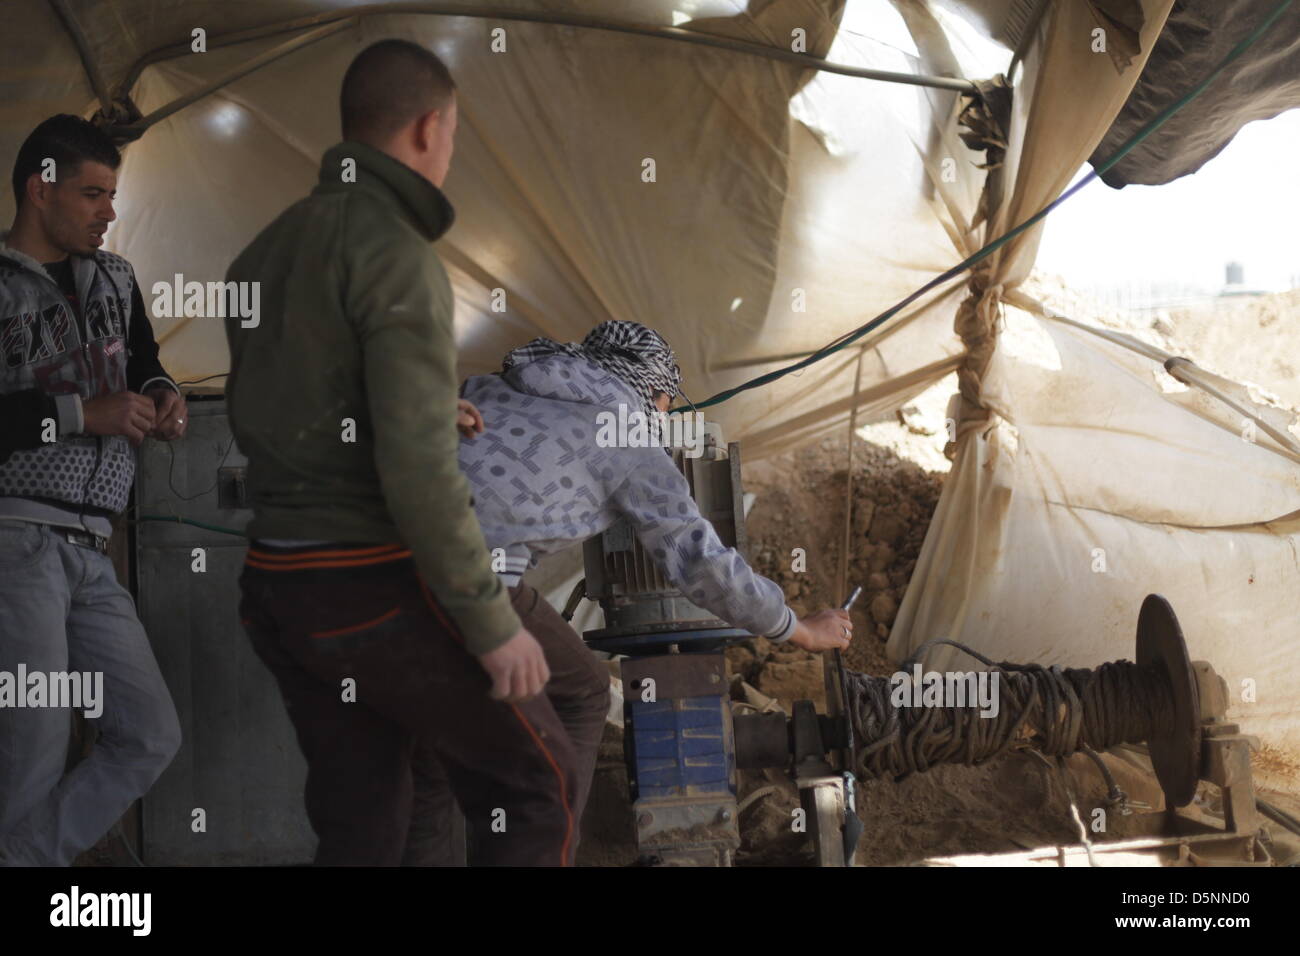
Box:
[403,583,611,865]
[238,542,579,866]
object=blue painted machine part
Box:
[622,642,737,805]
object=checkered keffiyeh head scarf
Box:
[502,321,683,426]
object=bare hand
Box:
[145,387,188,441]
[457,399,484,439]
[82,391,157,446]
[790,609,853,652]
[478,628,550,702]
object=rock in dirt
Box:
[756,658,826,712]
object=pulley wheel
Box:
[1134,594,1201,808]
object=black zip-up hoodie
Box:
[0,231,174,528]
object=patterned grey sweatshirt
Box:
[459,353,797,642]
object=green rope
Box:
[684,0,1295,412]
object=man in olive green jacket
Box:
[224,39,577,866]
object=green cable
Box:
[684,0,1295,411]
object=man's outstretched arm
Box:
[612,448,852,652]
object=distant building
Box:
[1219,261,1267,299]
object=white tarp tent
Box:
[3,0,1296,789]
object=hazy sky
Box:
[833,2,1300,296]
[1036,108,1300,294]
[686,5,1296,298]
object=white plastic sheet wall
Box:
[890,0,1300,791]
[891,304,1300,791]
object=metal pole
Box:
[111,20,356,140]
[115,3,978,103]
[48,0,115,116]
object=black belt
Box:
[63,529,110,554]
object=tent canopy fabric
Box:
[5,0,1014,457]
[4,1,1299,787]
[1089,0,1300,187]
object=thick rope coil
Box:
[843,639,1175,782]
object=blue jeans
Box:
[0,521,180,865]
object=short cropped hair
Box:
[340,39,457,144]
[11,114,121,206]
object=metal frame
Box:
[112,20,356,141]
[118,4,980,96]
[47,0,116,117]
[73,2,980,140]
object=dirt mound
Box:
[729,423,1181,866]
[744,432,944,677]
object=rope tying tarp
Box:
[685,0,1295,412]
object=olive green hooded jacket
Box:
[224,141,519,654]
